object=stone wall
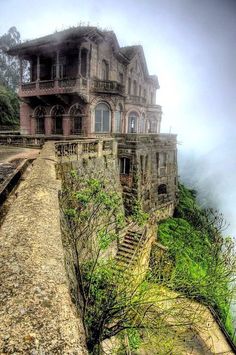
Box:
[116,134,178,214]
[0,142,88,354]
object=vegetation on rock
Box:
[151,184,236,338]
[61,167,233,353]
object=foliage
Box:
[0,27,21,91]
[151,183,236,337]
[132,199,149,226]
[61,168,199,353]
[61,166,236,352]
[0,84,19,126]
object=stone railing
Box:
[55,138,117,161]
[92,79,125,95]
[125,95,147,105]
[0,134,45,147]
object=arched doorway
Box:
[51,105,64,135]
[35,106,46,134]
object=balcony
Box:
[19,77,89,98]
[125,95,147,105]
[92,79,125,96]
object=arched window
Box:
[70,105,83,135]
[128,111,138,133]
[115,104,123,133]
[51,105,64,135]
[158,184,167,195]
[35,106,46,134]
[95,103,110,133]
[140,114,145,133]
[101,60,109,80]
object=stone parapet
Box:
[0,142,88,354]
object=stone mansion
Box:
[8,26,178,213]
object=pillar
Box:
[63,116,70,136]
[56,50,60,79]
[36,55,40,81]
[19,58,23,86]
[30,116,36,135]
[45,116,52,135]
[77,46,81,77]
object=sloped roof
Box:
[7,26,159,85]
[7,26,103,54]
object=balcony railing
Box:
[20,77,88,97]
[125,95,147,105]
[92,79,125,95]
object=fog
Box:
[1,0,236,236]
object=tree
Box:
[0,84,19,126]
[0,27,21,91]
[59,167,213,354]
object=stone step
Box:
[116,252,138,262]
[127,231,142,237]
[121,242,138,250]
[124,235,144,245]
[125,233,142,241]
[117,246,135,256]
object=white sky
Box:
[1,0,236,235]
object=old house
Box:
[8,26,178,213]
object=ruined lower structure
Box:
[8,25,178,213]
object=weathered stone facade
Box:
[8,26,160,137]
[8,26,178,213]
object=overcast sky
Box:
[1,0,236,235]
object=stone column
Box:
[55,50,60,88]
[86,49,90,78]
[30,116,36,135]
[63,116,70,136]
[45,116,52,135]
[56,50,60,79]
[111,111,115,134]
[77,46,81,77]
[36,55,40,89]
[20,102,31,135]
[19,58,23,86]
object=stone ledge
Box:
[0,142,87,354]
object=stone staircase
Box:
[115,225,146,270]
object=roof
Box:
[7,26,159,85]
[7,26,103,54]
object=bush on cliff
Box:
[152,184,236,337]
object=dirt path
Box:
[0,146,40,163]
